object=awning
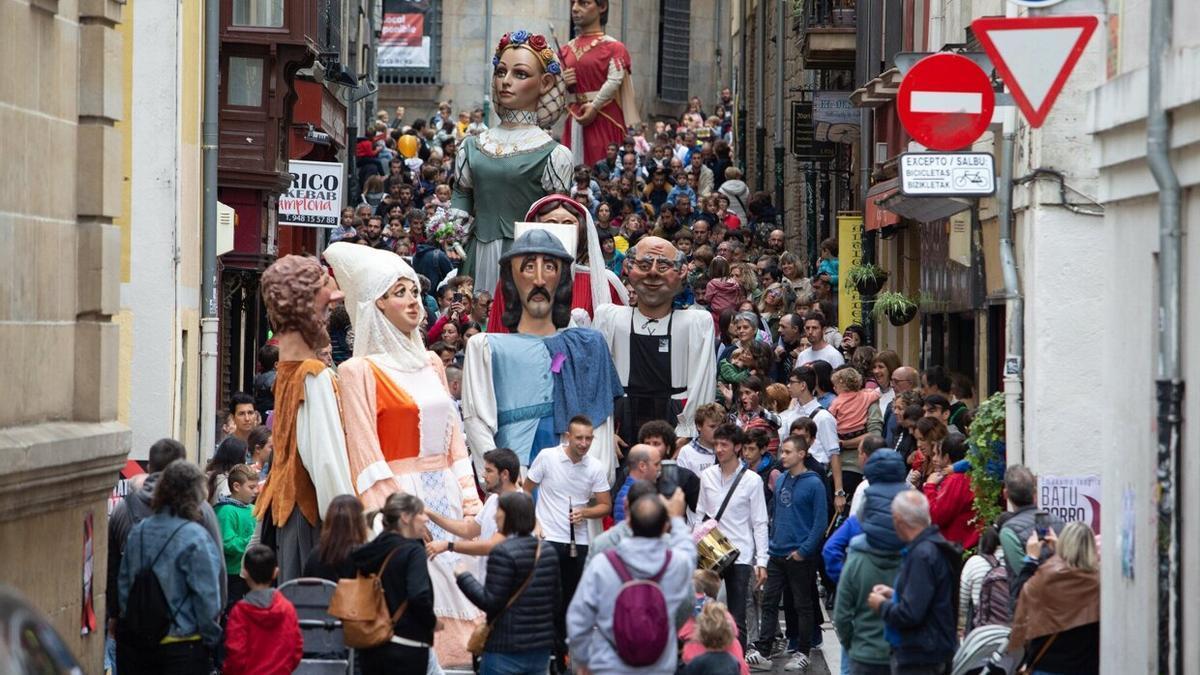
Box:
[851,67,902,108]
[879,191,971,223]
[865,178,902,231]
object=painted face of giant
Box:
[537,204,585,260]
[512,254,563,321]
[493,47,552,113]
[627,236,683,311]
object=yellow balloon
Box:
[398,135,420,159]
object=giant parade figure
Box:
[462,227,624,478]
[559,0,639,167]
[322,242,483,666]
[592,236,717,447]
[452,30,574,295]
[254,256,356,582]
[485,194,627,333]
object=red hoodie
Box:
[923,471,980,550]
[223,589,304,675]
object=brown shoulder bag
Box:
[328,545,409,649]
[467,540,543,655]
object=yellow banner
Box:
[837,213,864,331]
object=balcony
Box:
[800,0,857,69]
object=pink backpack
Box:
[605,549,674,667]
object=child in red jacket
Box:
[223,544,303,675]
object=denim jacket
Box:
[118,512,224,646]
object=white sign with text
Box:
[899,152,995,196]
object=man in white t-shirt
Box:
[525,415,612,666]
[780,364,846,512]
[675,402,725,476]
[426,447,520,582]
[796,310,845,368]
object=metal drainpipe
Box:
[774,1,785,217]
[738,0,748,171]
[755,0,766,192]
[483,0,492,122]
[1147,0,1183,669]
[997,0,1022,465]
[199,0,221,460]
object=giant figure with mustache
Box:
[461,225,624,477]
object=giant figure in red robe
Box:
[559,0,639,167]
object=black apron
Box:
[616,310,686,446]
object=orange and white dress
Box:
[338,350,483,665]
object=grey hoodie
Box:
[566,516,697,674]
[718,179,750,219]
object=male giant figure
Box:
[593,236,715,448]
[560,0,639,167]
[462,228,623,477]
[254,255,356,581]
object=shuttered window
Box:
[657,0,691,103]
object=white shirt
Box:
[297,369,355,518]
[797,343,845,368]
[878,387,895,417]
[473,494,501,583]
[696,463,770,568]
[779,399,840,465]
[593,305,716,438]
[528,446,609,545]
[676,439,717,476]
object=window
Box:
[232,0,283,28]
[228,57,264,107]
[657,0,691,103]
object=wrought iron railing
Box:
[799,0,857,30]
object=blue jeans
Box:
[480,649,552,675]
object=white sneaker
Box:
[784,652,810,671]
[745,648,772,671]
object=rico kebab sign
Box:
[279,160,344,228]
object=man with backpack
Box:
[867,491,960,675]
[566,489,696,674]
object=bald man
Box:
[884,366,920,446]
[593,236,716,449]
[611,443,661,523]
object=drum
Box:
[692,519,739,574]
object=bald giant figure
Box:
[592,236,716,448]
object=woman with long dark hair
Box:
[206,436,247,504]
[455,492,560,674]
[302,494,368,581]
[116,461,223,674]
[350,493,437,673]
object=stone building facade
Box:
[378,0,733,130]
[0,0,131,667]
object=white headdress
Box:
[323,242,430,372]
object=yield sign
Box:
[896,53,996,151]
[972,16,1099,128]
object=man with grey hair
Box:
[867,491,959,674]
[998,464,1063,575]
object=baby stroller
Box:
[279,578,355,674]
[952,624,1014,675]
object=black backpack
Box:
[119,522,189,647]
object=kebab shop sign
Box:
[279,160,343,228]
[1039,474,1101,532]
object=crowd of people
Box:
[104,74,1100,675]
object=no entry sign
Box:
[897,53,995,151]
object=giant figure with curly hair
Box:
[254,255,356,582]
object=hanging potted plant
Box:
[872,291,919,326]
[846,263,890,297]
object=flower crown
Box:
[492,30,562,75]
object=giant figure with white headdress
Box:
[322,242,483,666]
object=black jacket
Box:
[350,532,436,645]
[878,526,959,666]
[456,535,560,653]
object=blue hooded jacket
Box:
[822,515,862,583]
[769,469,827,559]
[858,450,910,552]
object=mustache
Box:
[526,288,552,302]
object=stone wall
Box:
[381,0,727,129]
[0,0,131,667]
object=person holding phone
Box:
[997,465,1065,575]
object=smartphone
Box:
[658,460,679,498]
[1034,511,1050,539]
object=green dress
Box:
[451,125,573,292]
